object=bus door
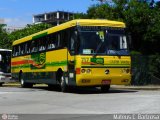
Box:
[67,30,77,86]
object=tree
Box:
[0,24,10,49]
[8,23,52,49]
[87,0,160,54]
[74,13,88,19]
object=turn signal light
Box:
[76,68,81,74]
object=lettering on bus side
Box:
[81,58,90,65]
[91,58,104,65]
[120,61,130,64]
[109,60,130,65]
[110,60,120,64]
[81,58,104,65]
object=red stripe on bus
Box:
[11,60,34,66]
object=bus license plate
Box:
[102,80,111,85]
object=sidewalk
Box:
[111,85,160,90]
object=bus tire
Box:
[0,83,3,87]
[19,72,33,88]
[48,84,59,90]
[101,85,110,92]
[60,76,68,92]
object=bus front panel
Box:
[75,55,131,86]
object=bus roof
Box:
[12,19,126,46]
[0,49,12,52]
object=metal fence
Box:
[131,55,160,85]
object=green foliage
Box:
[87,4,119,20]
[131,55,151,85]
[74,13,88,19]
[0,24,10,49]
[7,23,52,49]
[130,51,142,55]
[149,54,160,78]
[87,0,160,55]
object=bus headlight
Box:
[81,69,91,74]
[122,68,130,74]
[126,69,130,73]
[86,69,91,73]
[81,69,86,73]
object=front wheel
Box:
[60,76,68,92]
[0,82,3,87]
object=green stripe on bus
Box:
[105,64,130,66]
[11,64,30,69]
[81,66,130,68]
[32,32,48,40]
[46,61,67,67]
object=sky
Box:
[0,0,97,27]
[1,0,160,27]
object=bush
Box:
[149,54,160,78]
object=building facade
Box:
[0,19,5,24]
[33,11,75,25]
[5,26,23,33]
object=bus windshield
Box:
[78,29,129,56]
[0,51,11,73]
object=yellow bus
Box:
[11,19,131,92]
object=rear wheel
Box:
[0,82,3,87]
[101,85,110,92]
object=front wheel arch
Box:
[56,68,63,84]
[19,70,23,82]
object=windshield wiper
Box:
[93,41,103,57]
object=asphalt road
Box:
[0,86,160,120]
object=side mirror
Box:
[0,54,2,62]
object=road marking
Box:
[0,92,12,94]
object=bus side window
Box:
[57,33,61,47]
[24,43,28,54]
[31,41,38,53]
[39,37,46,52]
[20,44,25,55]
[60,30,68,48]
[47,34,56,50]
[14,45,19,56]
[18,46,21,56]
[12,46,16,57]
[69,30,77,54]
[27,42,31,54]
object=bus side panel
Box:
[11,49,68,85]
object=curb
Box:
[111,85,160,90]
